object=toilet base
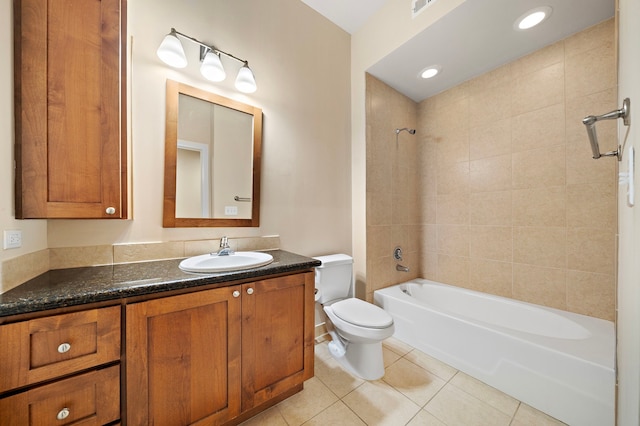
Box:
[326,331,385,380]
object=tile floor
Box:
[240,337,567,426]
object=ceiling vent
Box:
[412,0,438,18]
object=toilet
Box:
[314,254,394,380]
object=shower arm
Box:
[582,98,630,161]
[394,128,416,144]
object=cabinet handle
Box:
[246,288,254,295]
[57,407,70,420]
[105,207,116,215]
[57,343,71,354]
[232,290,240,298]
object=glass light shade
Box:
[200,51,226,82]
[157,33,187,68]
[235,64,257,93]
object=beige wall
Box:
[367,19,617,321]
[1,0,352,291]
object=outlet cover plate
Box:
[4,230,22,249]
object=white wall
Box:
[615,0,640,422]
[0,0,352,281]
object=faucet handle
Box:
[220,236,229,248]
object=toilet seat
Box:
[331,298,393,329]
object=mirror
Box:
[163,80,262,227]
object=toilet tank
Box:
[313,254,354,304]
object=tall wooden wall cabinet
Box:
[14,0,128,219]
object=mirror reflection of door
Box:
[176,140,209,218]
[177,93,253,219]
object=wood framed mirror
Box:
[163,80,262,227]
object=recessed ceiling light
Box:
[419,65,440,79]
[514,6,552,30]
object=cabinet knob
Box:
[246,288,254,295]
[105,207,116,215]
[57,407,70,420]
[232,290,240,298]
[57,343,71,354]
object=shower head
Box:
[395,128,416,135]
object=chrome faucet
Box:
[217,236,234,256]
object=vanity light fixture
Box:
[157,28,257,93]
[514,6,552,30]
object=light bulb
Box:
[157,32,187,68]
[235,63,257,93]
[200,50,226,82]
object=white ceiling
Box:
[301,0,387,34]
[301,0,615,102]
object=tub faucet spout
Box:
[396,264,410,272]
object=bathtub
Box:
[374,279,615,426]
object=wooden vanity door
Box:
[126,286,242,426]
[241,272,315,411]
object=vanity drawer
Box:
[0,306,121,393]
[0,365,120,425]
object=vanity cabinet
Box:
[126,271,315,426]
[14,0,127,219]
[0,306,121,424]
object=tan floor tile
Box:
[303,401,366,425]
[239,406,288,426]
[343,380,422,426]
[403,349,457,381]
[383,346,403,367]
[315,354,365,398]
[383,337,414,356]
[314,341,332,361]
[277,377,338,426]
[406,409,446,425]
[382,358,447,406]
[449,372,519,417]
[425,384,512,426]
[511,403,567,425]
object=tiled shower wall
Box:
[366,19,617,321]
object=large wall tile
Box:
[566,270,615,321]
[567,228,616,274]
[513,264,566,310]
[469,119,512,161]
[469,191,512,226]
[469,154,512,193]
[513,227,566,269]
[469,226,513,262]
[511,62,565,117]
[468,258,513,298]
[512,186,566,227]
[512,145,566,189]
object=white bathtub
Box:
[374,279,615,426]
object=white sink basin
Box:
[179,251,274,273]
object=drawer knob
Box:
[232,290,240,298]
[57,407,70,420]
[246,288,254,295]
[57,343,71,354]
[105,206,116,215]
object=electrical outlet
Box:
[4,230,22,249]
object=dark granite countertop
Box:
[0,250,321,318]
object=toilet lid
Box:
[332,298,393,329]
